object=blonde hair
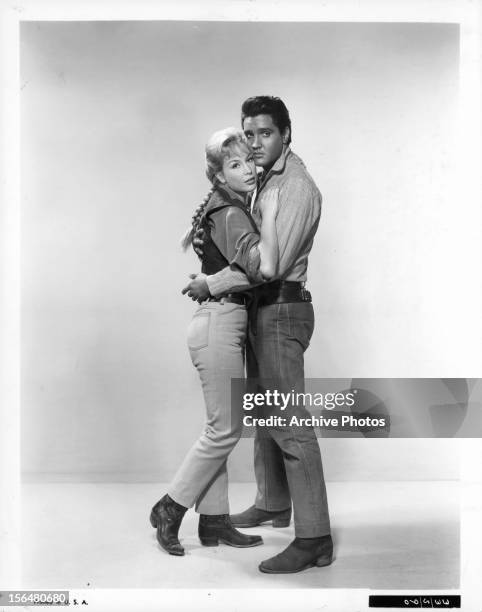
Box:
[205,127,249,183]
[180,127,249,251]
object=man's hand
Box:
[182,273,211,302]
[193,227,206,259]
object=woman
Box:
[150,127,279,555]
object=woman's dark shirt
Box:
[197,185,263,282]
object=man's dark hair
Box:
[241,96,292,145]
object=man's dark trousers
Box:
[246,301,331,537]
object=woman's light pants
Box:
[168,301,247,515]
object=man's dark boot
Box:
[259,535,333,573]
[150,494,188,556]
[230,504,291,528]
[198,514,264,547]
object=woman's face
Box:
[217,143,257,194]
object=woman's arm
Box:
[257,187,279,281]
[208,189,280,286]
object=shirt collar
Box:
[213,183,250,207]
[259,145,292,188]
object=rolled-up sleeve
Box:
[206,267,253,297]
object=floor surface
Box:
[21,481,459,590]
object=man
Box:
[183,96,332,574]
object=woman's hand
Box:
[257,187,279,218]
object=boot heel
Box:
[200,536,219,547]
[315,553,333,567]
[272,518,290,528]
[149,511,158,529]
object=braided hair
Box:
[180,187,214,251]
[180,127,248,251]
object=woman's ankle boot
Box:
[198,514,263,548]
[150,494,188,556]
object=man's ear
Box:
[215,171,226,184]
[282,127,290,145]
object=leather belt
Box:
[207,293,249,306]
[256,280,312,307]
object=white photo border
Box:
[1,1,480,610]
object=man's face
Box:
[242,114,288,171]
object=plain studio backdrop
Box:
[20,21,472,483]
